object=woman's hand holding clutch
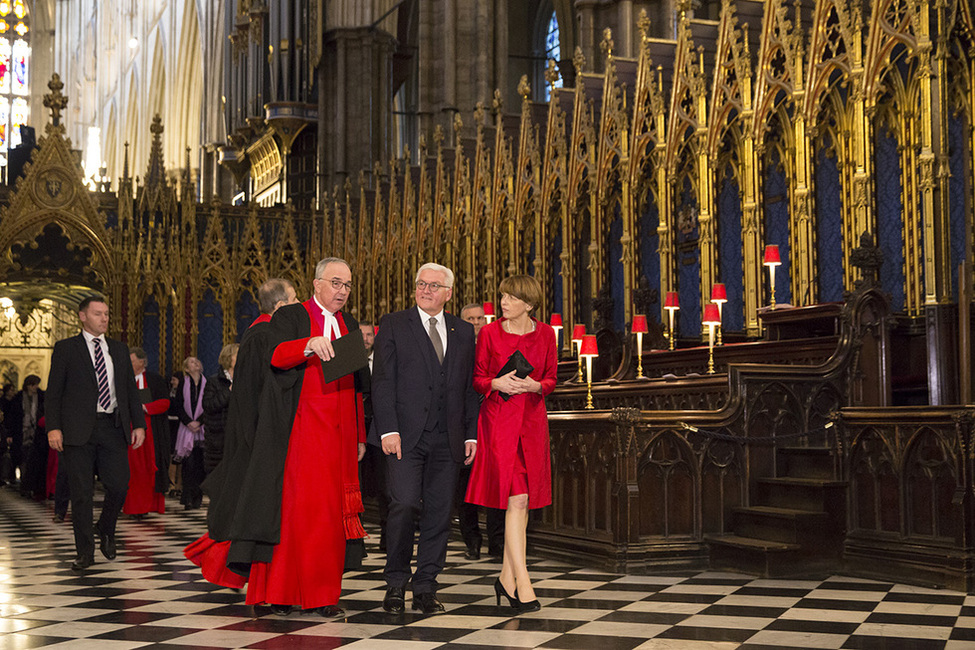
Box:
[491,370,540,396]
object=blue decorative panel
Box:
[676,178,701,337]
[236,290,259,341]
[876,126,906,311]
[165,304,174,376]
[609,207,625,331]
[816,138,843,303]
[142,296,160,375]
[948,113,968,301]
[640,194,660,315]
[198,287,223,377]
[717,166,744,332]
[552,229,563,317]
[763,148,792,305]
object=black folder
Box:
[496,349,534,401]
[320,329,369,383]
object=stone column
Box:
[318,27,395,198]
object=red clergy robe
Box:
[245,300,365,609]
[123,372,168,515]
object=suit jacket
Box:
[46,332,146,446]
[369,307,479,462]
[8,389,44,449]
[138,370,172,493]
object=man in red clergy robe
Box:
[122,347,170,516]
[231,258,367,617]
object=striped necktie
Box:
[92,338,112,410]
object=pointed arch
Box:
[171,0,204,176]
[123,71,141,179]
[103,102,118,186]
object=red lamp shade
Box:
[711,283,727,303]
[579,334,599,357]
[763,245,781,265]
[631,314,648,334]
[550,313,563,327]
[664,291,680,309]
[571,324,587,342]
[482,302,495,316]
[702,303,722,326]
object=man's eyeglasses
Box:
[322,278,353,292]
[416,280,449,292]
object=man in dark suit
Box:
[357,321,389,551]
[370,262,480,615]
[47,295,146,572]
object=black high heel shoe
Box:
[494,577,520,609]
[516,594,541,613]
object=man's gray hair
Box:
[315,257,351,279]
[460,303,483,317]
[258,278,295,314]
[415,262,454,288]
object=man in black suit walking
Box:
[47,295,146,571]
[370,262,480,614]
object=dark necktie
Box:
[93,338,112,410]
[428,317,444,364]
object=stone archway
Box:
[0,76,119,385]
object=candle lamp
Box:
[710,283,727,345]
[664,291,680,351]
[702,303,722,374]
[571,324,587,382]
[763,245,781,309]
[483,302,496,323]
[580,334,599,409]
[550,313,563,353]
[631,314,649,379]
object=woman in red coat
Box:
[466,275,557,613]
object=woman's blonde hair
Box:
[218,343,239,371]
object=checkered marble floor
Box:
[2,487,975,649]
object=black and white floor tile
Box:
[1,486,974,649]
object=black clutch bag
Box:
[496,350,534,401]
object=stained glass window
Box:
[544,11,563,101]
[0,0,27,162]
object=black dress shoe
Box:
[71,555,94,571]
[99,529,117,560]
[52,514,65,523]
[269,604,293,616]
[464,546,481,561]
[411,592,445,614]
[313,605,345,618]
[382,586,405,613]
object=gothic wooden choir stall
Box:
[0,0,973,591]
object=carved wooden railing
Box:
[839,406,975,592]
[530,291,888,572]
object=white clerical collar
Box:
[313,296,333,317]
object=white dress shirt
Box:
[82,329,117,413]
[417,306,447,357]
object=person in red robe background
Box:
[465,275,557,613]
[123,347,171,517]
